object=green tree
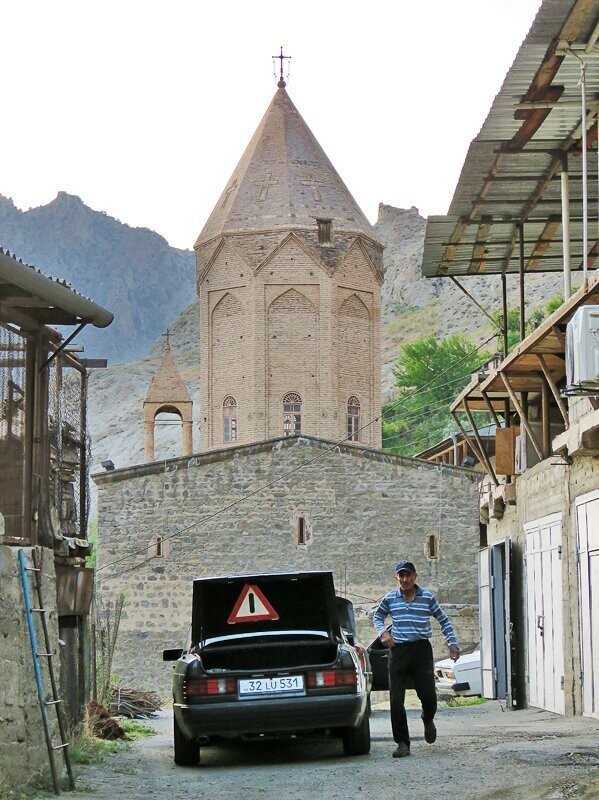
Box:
[493,294,564,354]
[382,334,490,456]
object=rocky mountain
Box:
[0,193,567,473]
[0,192,196,364]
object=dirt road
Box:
[65,700,599,800]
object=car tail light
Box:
[353,644,367,673]
[306,669,356,688]
[184,677,237,699]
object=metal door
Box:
[524,515,565,714]
[478,540,512,701]
[576,490,599,719]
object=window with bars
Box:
[223,396,237,443]
[0,323,27,539]
[347,396,361,441]
[283,392,302,436]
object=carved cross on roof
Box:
[272,46,291,88]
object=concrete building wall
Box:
[95,438,480,694]
[484,455,599,715]
[0,546,60,792]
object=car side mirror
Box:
[163,648,183,661]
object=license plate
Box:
[238,676,305,697]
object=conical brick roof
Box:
[144,344,191,404]
[195,85,375,247]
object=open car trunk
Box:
[192,571,342,671]
[200,635,339,671]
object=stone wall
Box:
[0,546,60,792]
[95,436,480,694]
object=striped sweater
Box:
[373,585,458,647]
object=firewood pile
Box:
[87,701,126,740]
[109,686,162,718]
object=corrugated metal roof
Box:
[0,246,113,329]
[423,0,599,277]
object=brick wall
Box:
[199,233,382,451]
[95,438,480,694]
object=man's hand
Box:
[449,646,461,661]
[380,631,395,649]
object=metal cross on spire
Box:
[272,46,291,88]
[161,328,171,351]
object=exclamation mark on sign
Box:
[249,592,255,613]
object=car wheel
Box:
[342,711,371,756]
[173,715,200,766]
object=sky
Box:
[1,0,543,251]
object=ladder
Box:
[18,548,75,794]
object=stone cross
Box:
[255,171,279,201]
[301,175,325,202]
[221,179,238,209]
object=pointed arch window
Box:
[347,396,361,442]
[223,396,237,443]
[283,393,302,436]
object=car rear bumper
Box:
[175,692,368,738]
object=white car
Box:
[434,650,482,697]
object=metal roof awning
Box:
[0,248,114,333]
[422,0,599,278]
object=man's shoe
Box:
[392,742,410,758]
[423,719,437,744]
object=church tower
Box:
[195,76,383,451]
[143,335,193,461]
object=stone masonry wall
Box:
[0,546,60,792]
[95,437,480,695]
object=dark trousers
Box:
[388,639,437,747]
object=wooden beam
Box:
[537,354,569,426]
[463,399,499,486]
[450,410,498,486]
[542,380,551,458]
[481,389,502,428]
[501,373,544,462]
[527,217,562,270]
[470,217,492,274]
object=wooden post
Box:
[501,373,544,462]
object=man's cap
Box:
[395,560,416,574]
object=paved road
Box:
[65,701,599,800]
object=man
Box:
[373,560,460,758]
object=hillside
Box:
[0,192,196,364]
[0,193,566,471]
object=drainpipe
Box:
[561,153,571,299]
[449,431,458,466]
[569,49,589,288]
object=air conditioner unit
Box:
[564,305,599,395]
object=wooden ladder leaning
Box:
[18,548,75,794]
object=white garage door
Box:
[576,490,599,719]
[524,514,565,714]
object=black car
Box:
[163,571,372,765]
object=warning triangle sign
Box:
[228,584,279,624]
